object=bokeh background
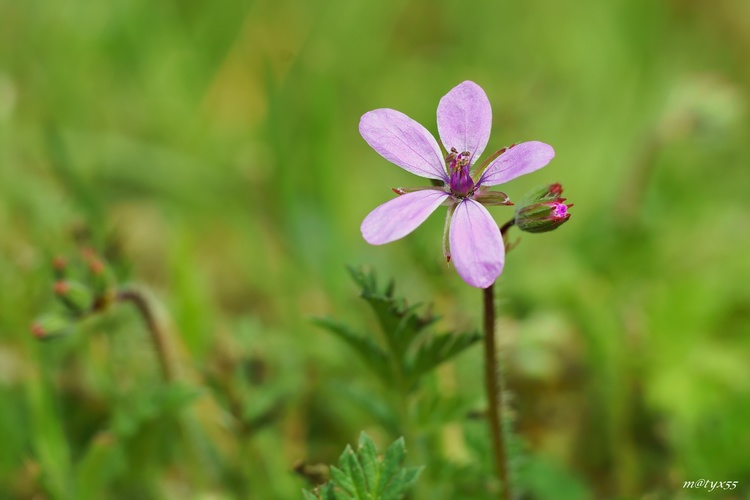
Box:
[1,0,749,498]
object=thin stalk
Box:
[499,219,515,236]
[483,219,515,499]
[483,283,510,499]
[115,287,174,382]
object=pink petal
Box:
[361,189,450,245]
[479,141,555,186]
[360,109,447,181]
[437,81,492,165]
[449,199,504,288]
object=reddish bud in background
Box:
[53,280,93,315]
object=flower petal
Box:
[437,81,492,165]
[360,109,447,181]
[449,199,504,288]
[361,189,450,245]
[478,141,555,186]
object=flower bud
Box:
[86,257,117,296]
[514,183,572,233]
[52,255,68,279]
[54,280,93,315]
[30,313,73,340]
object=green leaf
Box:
[408,331,481,383]
[111,384,202,438]
[330,465,355,497]
[313,317,394,385]
[357,432,379,493]
[341,446,368,500]
[321,483,338,500]
[399,466,424,490]
[347,267,438,361]
[379,437,406,491]
[302,489,319,500]
[326,268,479,410]
[303,483,339,500]
[313,433,422,500]
[381,466,424,500]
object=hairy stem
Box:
[115,287,174,382]
[483,219,516,498]
[483,283,510,499]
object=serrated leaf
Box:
[380,466,424,500]
[303,488,320,500]
[347,266,376,294]
[348,268,438,361]
[321,483,338,500]
[390,303,435,359]
[307,483,339,500]
[330,465,355,496]
[313,434,421,500]
[342,447,368,500]
[313,317,394,384]
[332,487,353,500]
[379,437,406,489]
[357,432,379,493]
[408,331,481,383]
[400,466,424,491]
[367,296,437,362]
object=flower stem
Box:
[484,219,515,499]
[115,287,174,382]
[499,219,515,236]
[483,282,510,499]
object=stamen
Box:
[447,150,475,197]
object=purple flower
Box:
[360,81,555,288]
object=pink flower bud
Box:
[514,184,572,233]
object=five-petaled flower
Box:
[359,81,555,288]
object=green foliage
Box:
[2,0,750,497]
[304,432,423,500]
[110,384,202,439]
[315,267,481,392]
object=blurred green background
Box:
[2,0,750,498]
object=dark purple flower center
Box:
[446,148,474,197]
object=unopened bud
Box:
[87,257,116,295]
[54,280,93,315]
[30,313,73,340]
[52,255,67,279]
[514,183,572,233]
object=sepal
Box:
[473,189,513,206]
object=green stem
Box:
[483,282,510,499]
